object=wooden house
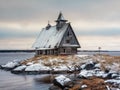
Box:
[32,12,81,55]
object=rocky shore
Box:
[0,54,120,90]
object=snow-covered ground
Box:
[1,54,120,90]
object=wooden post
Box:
[98,47,101,55]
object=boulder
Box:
[1,61,20,70]
[78,70,93,79]
[80,61,96,70]
[49,85,62,90]
[53,75,73,89]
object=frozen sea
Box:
[0,51,120,90]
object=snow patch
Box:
[55,75,71,86]
[14,65,26,71]
[81,84,87,88]
[25,63,51,71]
[1,61,19,68]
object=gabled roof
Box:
[32,23,69,49]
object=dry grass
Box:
[92,54,120,71]
[34,75,56,83]
[69,77,108,90]
[20,55,77,66]
[20,54,120,72]
[81,77,107,90]
[69,84,80,90]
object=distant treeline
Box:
[0,50,35,53]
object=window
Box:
[67,31,72,37]
[64,49,66,53]
[67,32,70,36]
[66,40,70,43]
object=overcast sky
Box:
[0,0,120,50]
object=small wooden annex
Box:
[32,12,81,55]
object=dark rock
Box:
[63,87,69,90]
[11,70,24,74]
[49,85,62,90]
[105,73,120,79]
[64,81,74,88]
[0,65,2,69]
[112,73,120,79]
[53,79,63,89]
[52,75,73,89]
[105,69,110,73]
[84,63,95,70]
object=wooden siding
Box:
[59,24,80,48]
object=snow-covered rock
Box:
[79,70,94,78]
[80,61,96,70]
[79,69,107,78]
[55,75,71,86]
[13,65,27,71]
[94,63,101,68]
[53,65,69,71]
[53,75,73,89]
[1,61,19,69]
[105,79,120,84]
[25,63,51,71]
[105,79,120,90]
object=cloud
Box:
[0,27,38,38]
[78,36,120,50]
[0,0,120,22]
[0,0,120,50]
[0,38,35,50]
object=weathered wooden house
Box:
[32,12,81,55]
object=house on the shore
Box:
[32,12,81,55]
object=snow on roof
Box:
[32,23,69,49]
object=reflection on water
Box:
[0,71,51,90]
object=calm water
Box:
[0,53,51,90]
[0,52,120,90]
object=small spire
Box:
[56,12,67,22]
[46,20,51,30]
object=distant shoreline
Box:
[0,50,35,53]
[0,50,119,53]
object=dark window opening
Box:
[67,31,72,36]
[49,45,51,48]
[64,49,66,53]
[66,40,70,43]
[67,32,70,36]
